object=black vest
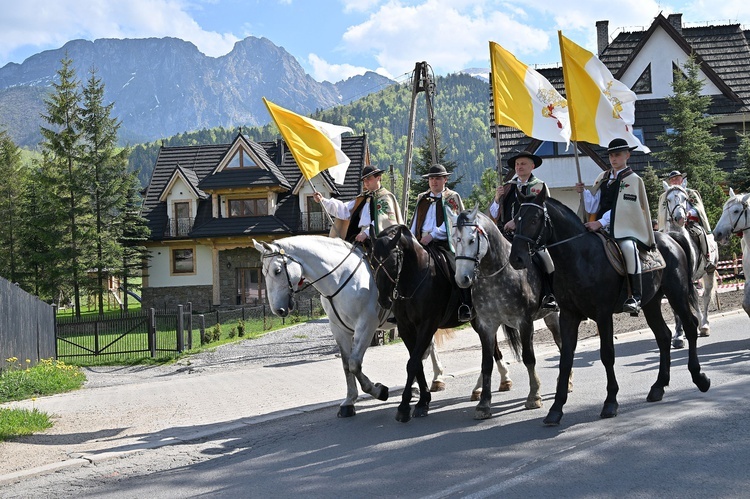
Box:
[597,177,620,219]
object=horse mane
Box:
[545,197,587,234]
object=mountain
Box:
[0,37,395,147]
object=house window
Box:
[672,62,687,83]
[172,248,195,274]
[226,149,258,168]
[305,195,326,231]
[173,201,191,236]
[632,64,652,94]
[229,198,268,217]
[237,267,264,305]
[632,128,645,144]
[534,141,574,157]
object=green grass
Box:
[0,357,85,441]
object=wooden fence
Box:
[716,255,745,292]
[0,276,56,371]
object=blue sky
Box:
[1,0,749,83]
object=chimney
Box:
[668,13,683,34]
[596,20,609,56]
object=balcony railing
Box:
[300,212,331,232]
[164,217,194,238]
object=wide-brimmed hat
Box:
[506,150,543,170]
[421,164,452,178]
[607,138,637,153]
[361,165,385,180]
[666,170,686,180]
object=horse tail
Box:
[434,328,456,347]
[670,230,701,314]
[502,325,523,362]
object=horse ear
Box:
[533,188,547,204]
[681,178,687,189]
[470,205,479,219]
[447,208,458,226]
[729,187,736,198]
[252,239,264,253]
[662,181,669,191]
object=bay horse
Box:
[712,188,750,319]
[371,224,517,422]
[448,206,565,419]
[253,236,445,417]
[662,183,719,346]
[508,192,710,426]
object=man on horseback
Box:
[489,151,558,310]
[575,138,655,314]
[313,164,403,248]
[410,164,473,322]
[657,170,716,273]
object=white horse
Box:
[662,183,719,346]
[253,235,445,418]
[712,188,750,319]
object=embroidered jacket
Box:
[409,188,464,252]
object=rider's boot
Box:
[457,288,474,322]
[541,271,559,311]
[623,272,642,314]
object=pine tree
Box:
[39,55,89,316]
[80,66,130,314]
[0,130,26,283]
[729,134,750,192]
[640,164,663,221]
[466,168,499,212]
[653,55,725,225]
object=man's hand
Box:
[575,182,585,194]
[503,220,516,232]
[495,184,503,203]
[355,231,368,243]
[584,220,603,231]
[420,233,433,245]
[312,192,323,203]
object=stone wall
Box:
[141,285,213,312]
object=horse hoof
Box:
[337,405,356,418]
[430,381,445,392]
[600,402,618,419]
[470,390,481,402]
[413,406,429,418]
[543,410,563,426]
[498,380,512,392]
[647,386,665,402]
[695,374,711,392]
[375,383,389,401]
[525,398,543,410]
[395,410,411,423]
[672,338,685,349]
[474,407,492,420]
[699,328,710,337]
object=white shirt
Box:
[410,194,448,240]
[320,196,372,236]
[582,173,624,229]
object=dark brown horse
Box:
[508,192,710,426]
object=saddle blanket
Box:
[597,233,666,276]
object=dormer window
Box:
[229,198,268,217]
[226,149,258,168]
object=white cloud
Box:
[341,0,382,13]
[0,0,238,64]
[308,53,392,82]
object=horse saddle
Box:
[595,232,665,277]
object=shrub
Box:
[211,323,222,342]
[237,319,246,337]
[228,326,237,338]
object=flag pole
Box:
[307,177,343,239]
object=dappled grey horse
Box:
[713,188,750,319]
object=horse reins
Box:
[729,198,750,234]
[514,202,586,254]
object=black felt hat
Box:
[666,170,686,180]
[506,150,543,170]
[607,138,637,153]
[361,165,385,180]
[421,164,452,178]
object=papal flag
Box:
[558,32,650,152]
[489,41,570,146]
[263,98,353,184]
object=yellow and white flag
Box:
[263,98,353,184]
[558,32,650,152]
[489,41,570,146]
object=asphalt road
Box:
[2,311,748,498]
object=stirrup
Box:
[542,294,559,311]
[623,297,640,314]
[458,304,474,322]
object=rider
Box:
[489,150,558,310]
[313,164,402,249]
[575,138,654,314]
[410,164,473,322]
[657,170,716,273]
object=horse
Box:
[508,192,710,426]
[253,235,446,418]
[712,188,750,319]
[448,206,568,416]
[662,183,719,346]
[371,224,515,422]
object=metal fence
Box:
[0,276,56,371]
[55,298,327,364]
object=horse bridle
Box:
[665,187,688,226]
[727,197,750,234]
[513,202,586,254]
[370,233,430,301]
[454,223,509,279]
